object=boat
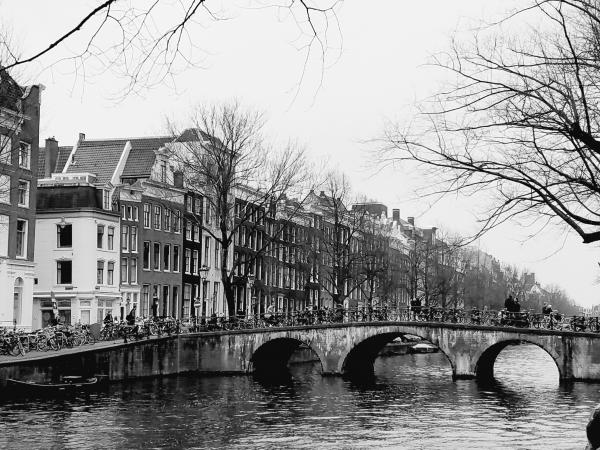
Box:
[7,375,98,393]
[380,338,414,356]
[409,342,439,354]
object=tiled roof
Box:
[66,140,126,183]
[37,146,73,178]
[66,136,172,184]
[121,136,172,178]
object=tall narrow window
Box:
[107,227,114,250]
[153,205,161,229]
[174,211,181,233]
[121,258,128,283]
[185,249,191,273]
[143,203,150,228]
[164,209,171,232]
[160,161,167,183]
[18,142,30,169]
[121,225,129,251]
[97,261,104,284]
[215,241,220,269]
[16,219,27,257]
[107,262,114,285]
[163,244,171,271]
[143,241,150,269]
[17,180,29,207]
[192,250,198,274]
[57,224,72,248]
[173,245,180,272]
[185,220,191,241]
[0,134,11,163]
[153,243,160,270]
[97,225,104,249]
[103,190,111,210]
[130,258,138,283]
[132,206,139,221]
[130,226,137,252]
[204,236,210,267]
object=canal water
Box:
[0,344,597,449]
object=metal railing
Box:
[1,307,596,357]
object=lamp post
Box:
[246,274,255,319]
[196,265,209,323]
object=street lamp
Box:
[246,274,255,319]
[196,265,209,322]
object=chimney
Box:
[78,132,86,143]
[319,191,325,197]
[173,170,183,188]
[44,137,59,178]
[392,209,400,222]
[407,216,414,226]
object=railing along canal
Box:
[0,307,597,358]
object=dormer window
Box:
[160,161,167,183]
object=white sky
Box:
[4,1,599,306]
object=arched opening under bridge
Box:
[341,332,453,379]
[475,340,561,383]
[250,338,324,377]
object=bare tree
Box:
[2,1,342,96]
[168,101,311,316]
[378,0,600,244]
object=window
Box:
[153,205,161,229]
[193,224,200,242]
[0,134,10,163]
[142,285,150,317]
[164,209,171,232]
[106,226,114,250]
[57,260,72,284]
[121,225,129,251]
[192,250,198,274]
[204,236,210,267]
[127,206,132,220]
[17,180,29,207]
[153,243,160,270]
[97,225,104,249]
[173,245,180,272]
[186,196,193,212]
[0,214,8,256]
[132,206,139,221]
[174,211,181,233]
[16,219,27,257]
[131,226,137,252]
[121,258,128,283]
[160,161,167,183]
[195,198,202,214]
[185,221,191,241]
[0,175,9,204]
[130,258,137,283]
[213,282,220,308]
[97,261,104,284]
[121,205,126,219]
[143,241,150,269]
[18,142,30,169]
[204,199,210,225]
[107,262,114,285]
[183,284,191,318]
[57,224,72,248]
[215,241,220,269]
[185,249,191,274]
[163,244,171,271]
[143,203,150,228]
[103,190,111,210]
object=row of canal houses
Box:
[0,70,437,330]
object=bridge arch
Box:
[337,327,454,378]
[474,339,563,381]
[249,336,326,375]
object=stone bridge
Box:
[2,321,600,383]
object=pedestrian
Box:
[504,294,515,312]
[514,297,521,313]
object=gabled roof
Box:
[37,146,73,178]
[121,136,172,178]
[66,136,172,183]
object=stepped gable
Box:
[37,146,72,178]
[121,136,172,179]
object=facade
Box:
[0,70,42,329]
[33,173,120,329]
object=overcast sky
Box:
[4,0,599,306]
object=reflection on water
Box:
[0,344,596,449]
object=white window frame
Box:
[17,180,29,208]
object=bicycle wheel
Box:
[9,339,22,356]
[36,335,49,352]
[85,331,97,344]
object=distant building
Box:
[0,70,42,329]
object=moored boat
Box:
[7,375,98,392]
